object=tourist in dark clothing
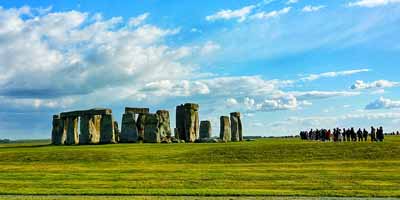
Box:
[363,129,368,141]
[371,126,376,142]
[357,128,363,142]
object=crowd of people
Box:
[299,126,385,142]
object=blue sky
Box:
[0,0,400,139]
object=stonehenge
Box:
[220,116,231,142]
[230,112,243,142]
[51,104,243,145]
[143,113,161,143]
[51,115,65,145]
[175,103,199,142]
[120,107,149,143]
[200,120,212,139]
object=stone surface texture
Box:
[200,120,212,139]
[219,116,231,142]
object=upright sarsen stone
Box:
[114,121,120,142]
[219,116,231,142]
[65,116,79,145]
[230,112,242,142]
[176,103,199,142]
[200,120,212,139]
[79,114,101,144]
[120,113,138,142]
[144,113,160,143]
[100,114,116,144]
[175,105,185,140]
[157,110,171,138]
[136,113,146,141]
[51,115,65,145]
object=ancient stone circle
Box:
[51,103,243,145]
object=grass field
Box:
[0,136,400,198]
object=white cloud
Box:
[206,5,255,22]
[302,5,326,12]
[0,7,192,103]
[300,69,370,81]
[286,0,299,4]
[365,97,400,110]
[129,12,150,26]
[351,80,400,90]
[348,0,400,7]
[200,41,221,55]
[226,98,239,106]
[250,7,291,20]
[289,91,360,100]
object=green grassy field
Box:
[0,136,400,198]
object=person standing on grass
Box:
[357,128,363,142]
[371,126,376,142]
[377,127,384,142]
[363,129,368,142]
[347,128,351,141]
[338,128,343,142]
[350,128,356,142]
[326,129,331,142]
[342,128,347,142]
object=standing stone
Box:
[65,116,79,145]
[176,103,199,142]
[230,112,243,142]
[79,114,101,144]
[175,105,185,140]
[114,121,120,142]
[144,113,160,143]
[136,113,146,141]
[219,116,231,142]
[120,113,138,143]
[174,128,179,140]
[100,114,116,144]
[51,115,65,145]
[156,110,172,138]
[200,120,212,139]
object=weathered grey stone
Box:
[60,108,112,118]
[143,113,160,143]
[51,115,65,145]
[156,110,171,138]
[120,113,138,143]
[219,116,231,142]
[125,107,149,114]
[136,113,146,141]
[174,128,179,139]
[175,105,184,140]
[65,116,79,145]
[114,121,120,142]
[200,120,212,139]
[230,112,243,142]
[100,114,116,144]
[176,103,199,142]
[79,114,101,144]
